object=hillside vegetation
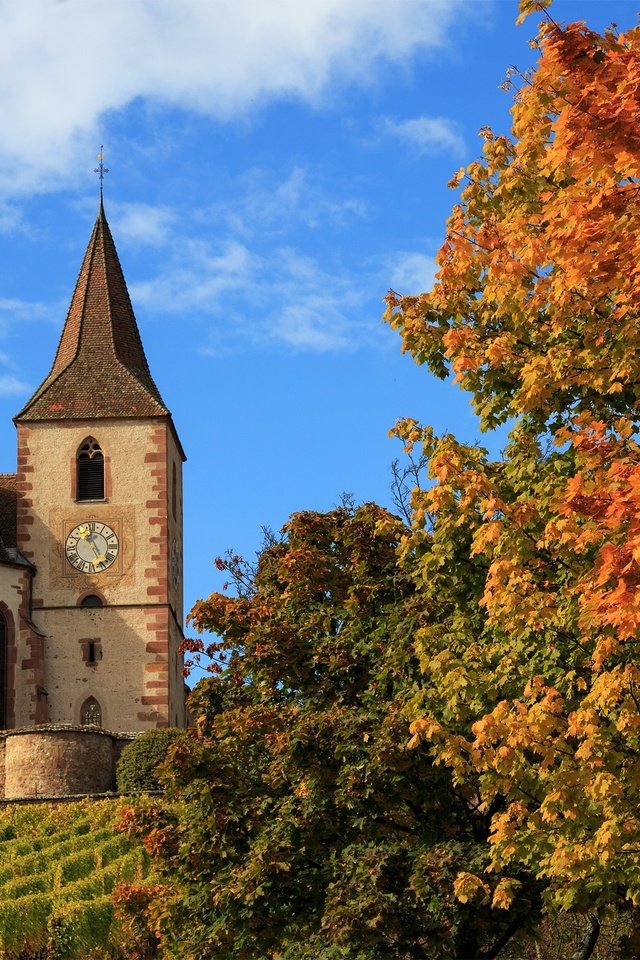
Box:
[0,799,151,959]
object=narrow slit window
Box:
[80,637,101,666]
[77,438,104,501]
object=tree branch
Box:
[572,915,600,960]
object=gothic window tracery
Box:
[80,696,101,727]
[77,438,104,501]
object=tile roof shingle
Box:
[16,200,169,422]
[0,474,31,566]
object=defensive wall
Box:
[0,725,136,799]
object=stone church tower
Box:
[0,199,186,793]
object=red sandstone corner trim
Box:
[143,427,168,607]
[104,451,112,499]
[15,426,34,562]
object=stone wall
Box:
[17,419,185,732]
[1,726,136,799]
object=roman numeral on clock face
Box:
[65,520,120,573]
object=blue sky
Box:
[0,0,634,651]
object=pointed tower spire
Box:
[16,203,168,421]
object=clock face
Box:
[65,521,119,574]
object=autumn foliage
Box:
[117,4,640,958]
[125,505,542,959]
[384,2,640,943]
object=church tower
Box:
[12,200,186,733]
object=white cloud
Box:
[0,0,468,196]
[0,346,33,396]
[383,116,466,156]
[0,297,55,324]
[264,249,362,352]
[214,167,367,239]
[388,252,437,294]
[131,238,367,353]
[0,374,31,397]
[111,202,177,247]
[273,301,351,352]
[0,202,27,235]
[130,240,256,310]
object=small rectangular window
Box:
[80,638,101,666]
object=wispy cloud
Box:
[212,167,367,239]
[111,202,177,247]
[0,374,31,397]
[0,297,56,324]
[130,238,368,354]
[0,300,53,394]
[261,249,363,352]
[0,202,28,235]
[387,252,438,295]
[130,240,256,311]
[383,116,466,156]
[0,347,33,396]
[0,0,469,196]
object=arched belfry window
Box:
[77,438,104,501]
[80,696,101,727]
[0,613,6,729]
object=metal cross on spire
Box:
[94,146,109,198]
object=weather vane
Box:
[94,146,109,198]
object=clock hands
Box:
[65,521,119,573]
[76,524,107,566]
[88,539,107,567]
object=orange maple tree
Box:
[386,2,640,944]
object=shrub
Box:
[116,729,183,792]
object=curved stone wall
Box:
[2,726,134,798]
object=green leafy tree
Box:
[116,728,185,792]
[121,503,540,959]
